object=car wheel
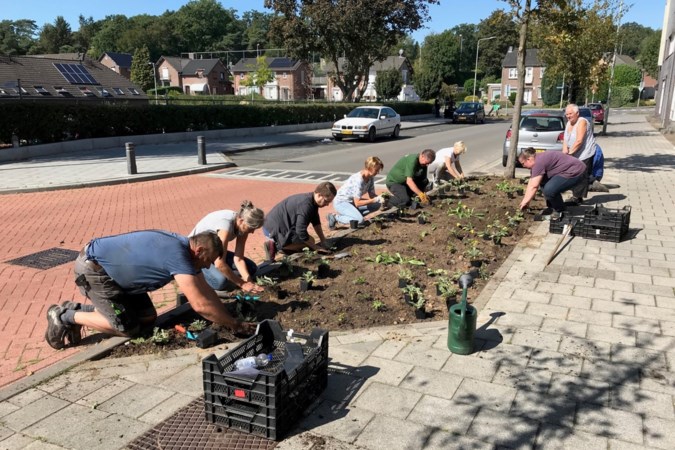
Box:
[367,127,376,142]
[391,124,400,139]
[334,136,342,141]
[502,155,508,167]
[474,115,478,124]
[481,115,485,124]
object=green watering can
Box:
[447,273,477,355]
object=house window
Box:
[161,67,170,80]
[54,86,70,96]
[538,87,543,99]
[220,72,224,80]
[240,73,244,80]
[282,72,287,79]
[79,87,95,97]
[525,67,533,83]
[0,88,8,95]
[540,67,545,78]
[34,86,50,95]
[129,88,140,95]
[508,68,518,79]
[401,70,408,84]
[98,88,112,97]
[113,87,125,95]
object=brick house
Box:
[98,52,132,79]
[155,57,233,95]
[0,54,146,101]
[325,55,419,102]
[492,47,546,106]
[231,57,311,100]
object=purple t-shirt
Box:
[531,151,586,179]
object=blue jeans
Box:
[334,200,380,224]
[201,251,258,290]
[542,173,586,212]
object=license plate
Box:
[535,149,545,153]
[458,117,466,121]
[342,130,352,135]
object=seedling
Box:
[279,257,294,277]
[256,275,278,287]
[398,267,414,281]
[301,271,316,283]
[372,300,386,311]
[464,246,483,260]
[427,268,447,277]
[435,277,458,298]
[302,247,317,262]
[353,276,367,285]
[188,319,207,332]
[150,327,170,345]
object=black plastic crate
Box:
[549,212,581,235]
[202,320,328,440]
[580,205,631,243]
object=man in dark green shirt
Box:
[385,149,435,207]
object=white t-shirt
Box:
[189,210,236,243]
[428,147,457,173]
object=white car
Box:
[332,106,401,142]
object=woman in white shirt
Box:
[428,140,467,185]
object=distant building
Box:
[231,57,312,100]
[325,55,419,102]
[98,52,133,79]
[155,56,233,95]
[0,54,147,101]
[496,47,546,106]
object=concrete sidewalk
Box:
[0,117,444,194]
[2,114,675,449]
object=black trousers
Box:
[387,177,428,208]
[572,157,593,199]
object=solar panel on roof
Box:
[53,63,100,85]
[268,58,294,68]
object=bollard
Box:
[447,273,477,355]
[125,142,137,175]
[197,136,207,165]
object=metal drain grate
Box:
[7,248,79,270]
[127,398,278,450]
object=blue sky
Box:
[4,0,665,44]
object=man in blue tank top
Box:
[44,230,255,350]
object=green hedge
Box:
[0,101,432,145]
[609,86,638,107]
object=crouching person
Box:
[45,230,256,349]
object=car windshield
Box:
[347,108,380,119]
[520,116,564,132]
[458,103,476,110]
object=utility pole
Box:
[602,0,623,135]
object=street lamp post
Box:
[458,34,463,72]
[473,36,496,99]
[148,62,157,103]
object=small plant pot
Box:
[375,221,385,230]
[436,285,443,296]
[516,188,524,195]
[409,201,419,210]
[317,264,330,278]
[279,266,293,278]
[417,216,426,225]
[276,289,287,300]
[350,220,359,229]
[403,294,415,306]
[507,192,515,199]
[482,234,492,241]
[470,259,483,268]
[380,198,390,210]
[398,278,409,289]
[299,280,313,292]
[444,295,457,311]
[472,188,481,195]
[414,307,426,319]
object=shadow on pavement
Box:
[605,153,675,173]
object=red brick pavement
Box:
[0,174,321,388]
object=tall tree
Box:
[476,10,519,78]
[617,22,653,58]
[419,30,460,85]
[130,45,154,92]
[450,23,478,82]
[72,16,100,55]
[241,11,274,51]
[390,35,419,62]
[265,0,438,101]
[37,16,72,53]
[173,0,238,51]
[0,20,38,55]
[375,68,404,100]
[88,15,130,56]
[637,30,661,77]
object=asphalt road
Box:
[227,121,512,176]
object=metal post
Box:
[197,136,207,165]
[125,142,137,174]
[473,37,496,99]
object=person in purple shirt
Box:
[518,147,587,215]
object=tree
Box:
[130,46,154,92]
[419,31,460,85]
[613,64,641,86]
[450,23,478,82]
[242,56,276,97]
[390,35,419,62]
[476,10,519,78]
[265,0,439,101]
[375,68,404,100]
[36,16,72,54]
[88,15,130,56]
[72,16,100,55]
[173,0,238,51]
[617,22,654,59]
[638,30,661,78]
[413,68,441,100]
[240,11,274,50]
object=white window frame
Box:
[508,68,517,79]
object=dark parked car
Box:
[588,103,605,124]
[452,102,485,124]
[502,110,567,167]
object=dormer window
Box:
[34,86,50,95]
[98,87,112,97]
[54,86,71,96]
[79,87,95,97]
[113,87,125,95]
[129,88,140,95]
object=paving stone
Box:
[558,335,611,360]
[96,384,174,418]
[611,384,675,419]
[558,274,595,287]
[510,288,553,304]
[575,405,644,444]
[474,341,532,366]
[511,390,576,427]
[297,399,374,444]
[1,395,69,432]
[0,433,37,449]
[467,407,539,448]
[137,392,195,425]
[575,285,615,300]
[407,395,478,433]
[534,281,574,296]
[440,353,499,382]
[57,412,147,450]
[535,424,609,450]
[611,344,668,371]
[451,378,516,412]
[632,282,675,298]
[492,365,552,392]
[0,424,13,441]
[482,296,527,313]
[355,356,413,387]
[6,389,45,408]
[0,401,19,418]
[633,264,672,277]
[21,402,110,446]
[511,329,562,352]
[659,321,675,338]
[591,299,635,315]
[528,348,583,376]
[399,366,463,401]
[580,358,641,387]
[644,415,675,449]
[595,277,633,293]
[612,314,662,334]
[51,378,116,403]
[548,373,611,406]
[351,382,421,419]
[75,378,135,409]
[615,291,657,306]
[586,324,637,346]
[656,296,675,309]
[549,293,592,310]
[157,364,203,397]
[323,372,368,405]
[392,338,450,370]
[641,369,675,396]
[541,318,588,338]
[327,344,369,367]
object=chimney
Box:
[508,46,513,53]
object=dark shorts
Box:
[74,250,156,336]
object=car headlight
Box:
[354,125,367,130]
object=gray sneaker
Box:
[326,213,337,230]
[60,301,83,346]
[45,305,69,349]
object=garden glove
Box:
[418,192,430,205]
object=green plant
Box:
[301,271,316,283]
[419,230,430,239]
[372,300,386,311]
[427,268,447,277]
[150,327,170,345]
[279,257,294,275]
[464,246,483,260]
[398,267,414,281]
[435,277,458,298]
[401,284,423,300]
[188,319,208,332]
[337,312,346,323]
[353,276,367,285]
[496,179,516,193]
[302,247,317,262]
[446,242,457,254]
[256,275,278,287]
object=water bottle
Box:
[234,353,272,370]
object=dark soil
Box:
[108,176,543,358]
